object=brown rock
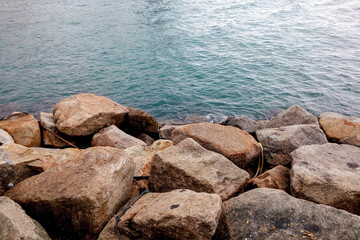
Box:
[5,147,135,240]
[137,133,155,145]
[159,124,183,140]
[117,189,222,240]
[0,112,41,147]
[247,165,290,193]
[91,125,146,149]
[221,115,260,134]
[150,138,250,200]
[319,112,360,147]
[122,107,159,138]
[171,122,261,169]
[30,147,80,165]
[53,93,129,136]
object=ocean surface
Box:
[1,0,359,121]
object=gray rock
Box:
[0,129,14,144]
[150,138,250,200]
[214,188,360,240]
[256,124,328,166]
[265,105,318,128]
[91,125,146,149]
[117,189,222,240]
[319,112,360,147]
[0,196,51,240]
[290,143,360,215]
[257,120,269,129]
[159,124,183,140]
[222,115,260,134]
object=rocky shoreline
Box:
[0,93,359,240]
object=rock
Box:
[0,129,14,144]
[53,93,129,136]
[122,107,159,138]
[221,115,260,134]
[319,112,360,147]
[137,133,155,145]
[214,188,360,240]
[265,105,318,128]
[0,112,41,147]
[0,143,55,195]
[256,124,328,166]
[30,147,80,165]
[150,138,249,200]
[290,143,360,215]
[0,196,51,240]
[5,147,135,240]
[159,124,183,140]
[257,120,269,129]
[117,189,222,240]
[246,165,290,193]
[172,122,261,169]
[91,125,146,149]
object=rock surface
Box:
[0,129,14,144]
[30,147,80,165]
[117,189,222,240]
[221,115,260,134]
[319,112,360,147]
[265,105,318,128]
[246,165,290,193]
[121,107,159,138]
[159,124,183,140]
[290,143,360,215]
[137,133,155,145]
[91,125,146,149]
[214,188,360,240]
[0,143,55,195]
[0,196,51,240]
[5,147,135,240]
[53,93,129,136]
[256,124,328,166]
[172,122,261,169]
[150,138,250,200]
[0,112,41,147]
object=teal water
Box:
[1,0,359,121]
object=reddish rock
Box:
[247,166,290,193]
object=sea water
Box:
[0,0,359,121]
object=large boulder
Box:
[172,122,261,169]
[121,107,159,138]
[159,124,183,140]
[290,143,360,215]
[0,112,41,147]
[0,143,55,195]
[214,188,360,240]
[91,125,146,149]
[53,93,129,136]
[117,189,222,240]
[5,147,135,240]
[256,124,328,166]
[265,105,318,128]
[221,115,260,134]
[319,112,360,147]
[0,129,14,144]
[0,196,51,240]
[30,147,80,165]
[150,138,250,200]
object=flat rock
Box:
[30,147,80,165]
[256,124,328,166]
[221,115,260,134]
[319,112,360,147]
[159,124,183,140]
[150,138,250,200]
[172,122,261,169]
[246,165,290,193]
[121,107,159,138]
[0,112,41,147]
[290,143,360,215]
[265,105,318,128]
[0,129,14,144]
[0,143,55,195]
[91,125,146,149]
[5,147,135,240]
[117,189,222,240]
[53,93,129,136]
[0,196,51,240]
[214,188,360,240]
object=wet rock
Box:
[122,107,159,138]
[91,125,146,149]
[117,189,222,240]
[159,124,183,140]
[30,147,80,165]
[246,165,290,193]
[265,105,318,128]
[290,143,360,215]
[137,133,155,145]
[53,93,129,136]
[214,188,360,240]
[5,147,135,240]
[0,196,51,240]
[150,138,249,200]
[172,122,261,169]
[0,143,55,195]
[0,112,41,147]
[0,129,14,144]
[222,115,260,134]
[319,112,360,147]
[256,124,328,166]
